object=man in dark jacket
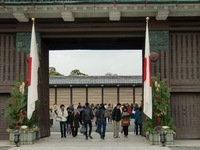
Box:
[82,102,94,140]
[96,104,107,139]
[79,106,85,125]
[112,103,121,138]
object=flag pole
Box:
[143,16,152,119]
[27,17,39,120]
[146,17,149,22]
[31,18,35,23]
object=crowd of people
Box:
[49,102,143,140]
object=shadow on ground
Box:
[0,146,11,150]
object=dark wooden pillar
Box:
[101,85,104,104]
[37,42,50,138]
[133,86,135,104]
[54,85,57,105]
[86,85,88,103]
[117,85,120,103]
[70,86,73,105]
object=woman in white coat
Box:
[58,104,68,138]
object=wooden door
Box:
[171,93,200,138]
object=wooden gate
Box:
[171,93,200,138]
[0,94,10,140]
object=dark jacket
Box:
[70,113,80,128]
[135,110,142,125]
[82,106,94,122]
[79,110,83,124]
[66,111,72,124]
[121,111,131,126]
[96,107,106,121]
[112,107,121,122]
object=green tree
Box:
[144,73,176,133]
[5,77,37,129]
[105,72,118,76]
[49,67,63,76]
[69,69,88,76]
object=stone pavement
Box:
[0,132,200,150]
[1,132,200,150]
[0,132,170,150]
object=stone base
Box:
[146,131,174,145]
[9,131,40,145]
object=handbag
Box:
[67,125,71,132]
[80,125,86,133]
[123,120,130,125]
[55,116,62,122]
[104,110,110,118]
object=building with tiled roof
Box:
[49,76,142,107]
[49,76,142,87]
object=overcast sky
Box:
[49,50,142,76]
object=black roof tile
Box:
[49,76,142,87]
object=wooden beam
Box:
[133,87,135,104]
[70,86,73,105]
[86,86,88,103]
[101,86,104,104]
[117,86,120,103]
[54,86,57,105]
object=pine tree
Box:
[5,77,37,130]
[144,73,176,133]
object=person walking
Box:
[126,104,132,115]
[121,106,131,138]
[82,102,94,140]
[58,104,68,138]
[53,104,58,116]
[69,104,74,111]
[79,106,85,125]
[93,106,98,132]
[96,104,109,139]
[70,109,80,137]
[135,106,142,135]
[107,104,113,123]
[77,102,82,109]
[112,103,121,138]
[49,108,55,128]
[66,107,72,134]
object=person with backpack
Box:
[82,102,94,140]
[112,103,122,138]
[96,104,109,139]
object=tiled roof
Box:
[49,76,142,87]
[2,0,199,5]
